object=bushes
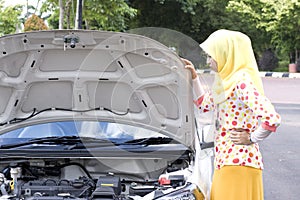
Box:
[24,14,48,32]
[296,58,300,72]
[274,60,289,72]
[258,49,279,71]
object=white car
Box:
[0,30,214,200]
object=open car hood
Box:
[0,30,195,147]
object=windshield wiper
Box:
[120,137,177,146]
[0,136,114,149]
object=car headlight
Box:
[155,183,205,200]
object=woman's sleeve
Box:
[235,79,281,132]
[192,78,214,113]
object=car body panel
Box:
[0,30,214,200]
[0,30,195,148]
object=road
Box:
[262,103,299,200]
[199,73,300,104]
[199,74,300,200]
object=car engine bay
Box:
[0,151,204,200]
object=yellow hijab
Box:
[199,29,264,104]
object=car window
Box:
[0,121,166,140]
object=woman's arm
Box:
[235,79,281,143]
[181,58,198,79]
[181,58,214,112]
[230,126,272,145]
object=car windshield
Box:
[0,121,167,144]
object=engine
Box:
[0,158,191,200]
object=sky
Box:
[3,0,42,7]
[3,0,48,28]
[3,0,47,18]
[4,0,27,6]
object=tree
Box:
[226,0,300,63]
[128,0,272,55]
[217,0,272,59]
[267,0,300,63]
[59,0,64,29]
[24,14,48,31]
[0,1,23,36]
[129,0,203,39]
[42,0,137,31]
[41,0,67,29]
[127,0,206,68]
[127,0,274,69]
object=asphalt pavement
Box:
[262,103,300,200]
[198,72,300,104]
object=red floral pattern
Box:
[194,78,281,170]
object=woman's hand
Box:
[181,58,198,79]
[230,128,253,145]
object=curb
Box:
[259,71,300,78]
[196,69,300,78]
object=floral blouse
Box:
[194,78,281,170]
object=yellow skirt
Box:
[210,166,263,200]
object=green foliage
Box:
[0,0,298,73]
[275,60,289,72]
[129,0,192,30]
[226,0,272,55]
[42,0,137,31]
[127,0,206,67]
[84,0,137,31]
[41,0,60,29]
[128,0,272,56]
[154,0,201,14]
[128,0,298,72]
[226,0,300,63]
[0,1,23,36]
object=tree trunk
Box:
[65,0,72,29]
[75,0,83,29]
[59,0,64,29]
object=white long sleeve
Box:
[250,125,272,143]
[192,77,205,99]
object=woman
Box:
[182,29,281,200]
